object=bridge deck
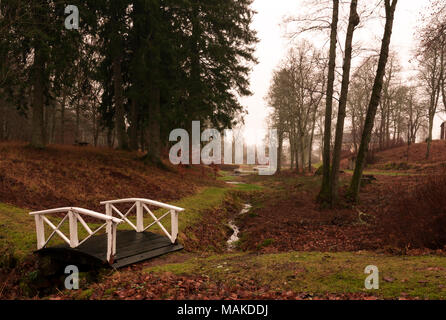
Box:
[37,230,183,269]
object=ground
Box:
[1,141,446,300]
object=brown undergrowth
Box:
[236,169,446,254]
[376,173,446,251]
[237,173,384,252]
[0,142,220,212]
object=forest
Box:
[0,0,257,164]
[1,0,446,306]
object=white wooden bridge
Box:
[30,198,185,268]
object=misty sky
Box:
[241,0,444,142]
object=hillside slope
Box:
[0,142,220,212]
[373,140,446,165]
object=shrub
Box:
[383,162,411,171]
[0,245,18,270]
[365,151,377,166]
[257,238,275,249]
[314,165,323,176]
[378,174,446,250]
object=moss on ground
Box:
[0,203,36,258]
[145,251,446,300]
[345,169,419,177]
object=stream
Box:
[227,203,252,250]
[225,177,252,250]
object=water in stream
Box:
[227,203,252,250]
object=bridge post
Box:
[68,210,79,248]
[136,201,144,232]
[106,220,117,264]
[105,203,112,234]
[34,215,45,250]
[170,209,178,243]
[105,203,117,263]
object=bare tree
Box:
[330,0,360,206]
[319,0,339,203]
[349,0,398,202]
[347,56,377,154]
[418,34,445,159]
[267,43,326,173]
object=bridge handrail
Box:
[100,198,185,212]
[30,207,122,224]
[100,198,184,244]
[30,207,122,263]
[30,198,184,265]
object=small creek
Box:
[227,201,252,250]
[225,179,252,250]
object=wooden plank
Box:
[38,230,182,268]
[115,239,173,260]
[112,244,183,269]
[89,233,172,260]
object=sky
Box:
[241,0,443,142]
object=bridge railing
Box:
[29,207,123,263]
[100,198,185,244]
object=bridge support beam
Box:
[170,209,178,243]
[136,201,144,232]
[34,215,45,250]
[106,220,117,264]
[68,210,79,248]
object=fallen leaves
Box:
[49,269,388,300]
[383,277,395,283]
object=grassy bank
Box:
[0,179,258,259]
[145,251,446,299]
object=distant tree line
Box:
[269,0,399,204]
[0,0,258,165]
[269,0,446,204]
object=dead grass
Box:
[0,142,222,212]
[372,140,446,166]
[377,173,446,251]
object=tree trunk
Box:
[146,87,161,164]
[295,137,300,173]
[277,130,283,173]
[352,109,358,154]
[290,137,295,170]
[107,127,114,148]
[329,0,359,206]
[30,46,46,148]
[60,92,66,144]
[44,98,50,145]
[75,100,80,142]
[129,99,139,150]
[0,93,4,141]
[113,54,128,150]
[427,43,444,158]
[426,113,435,159]
[318,0,339,202]
[145,24,162,165]
[50,100,57,144]
[308,108,317,172]
[300,135,305,174]
[349,0,398,202]
[92,102,99,147]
